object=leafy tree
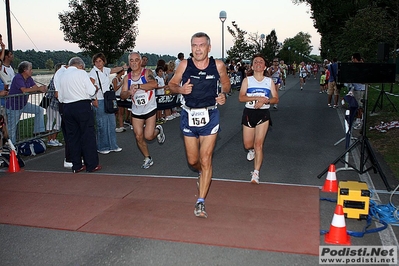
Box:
[246,33,262,55]
[281,32,313,60]
[248,30,285,62]
[263,30,280,61]
[45,58,54,70]
[338,7,396,62]
[226,21,254,61]
[292,0,368,59]
[59,0,139,65]
[226,20,314,65]
[293,0,399,61]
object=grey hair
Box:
[191,32,211,45]
[68,57,85,69]
[17,61,32,74]
[129,51,142,60]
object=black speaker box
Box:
[337,62,396,84]
[377,43,389,62]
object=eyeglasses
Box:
[273,60,278,62]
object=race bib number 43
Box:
[134,92,149,106]
[188,108,210,127]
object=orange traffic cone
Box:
[8,150,21,173]
[322,164,338,193]
[325,204,351,245]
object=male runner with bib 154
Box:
[168,32,231,218]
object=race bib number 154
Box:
[188,108,209,127]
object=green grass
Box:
[365,83,399,179]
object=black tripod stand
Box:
[317,62,396,191]
[318,85,391,191]
[371,83,398,113]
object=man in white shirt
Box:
[58,57,101,173]
[2,50,14,77]
[174,52,184,71]
[1,50,15,82]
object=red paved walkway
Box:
[0,171,320,255]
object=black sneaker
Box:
[194,201,208,218]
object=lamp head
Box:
[219,11,227,22]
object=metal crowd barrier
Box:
[0,92,58,144]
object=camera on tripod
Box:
[318,61,396,191]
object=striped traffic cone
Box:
[325,204,351,245]
[322,164,338,193]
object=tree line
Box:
[11,50,176,70]
[225,0,398,65]
[226,22,319,65]
[293,0,398,62]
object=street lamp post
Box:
[219,11,227,62]
[260,33,265,52]
[288,46,291,64]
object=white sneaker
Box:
[64,159,72,169]
[172,112,180,118]
[165,115,174,121]
[156,125,165,144]
[112,147,122,152]
[47,139,59,147]
[250,171,259,184]
[53,139,63,146]
[98,150,111,154]
[247,149,255,161]
[115,127,126,133]
[141,157,154,169]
